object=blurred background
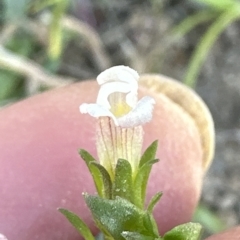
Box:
[0,0,240,238]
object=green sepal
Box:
[139,140,158,168]
[79,149,103,197]
[113,159,133,202]
[58,208,95,240]
[84,194,147,240]
[133,159,159,209]
[147,192,163,213]
[163,222,202,240]
[90,162,112,199]
[121,231,157,240]
[142,212,159,237]
[79,149,112,198]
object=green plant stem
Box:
[184,7,240,88]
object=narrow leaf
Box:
[113,159,133,201]
[59,208,95,240]
[147,192,163,213]
[90,162,112,199]
[133,159,159,209]
[79,149,104,197]
[163,222,202,240]
[84,195,145,240]
[139,140,158,168]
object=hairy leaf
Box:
[113,159,133,201]
[163,222,202,240]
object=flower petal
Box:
[97,65,139,85]
[117,96,156,128]
[79,103,119,125]
[96,82,134,108]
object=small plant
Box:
[59,66,202,240]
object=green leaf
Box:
[113,159,133,201]
[163,222,202,240]
[84,195,146,240]
[133,159,159,209]
[193,0,236,11]
[58,208,95,240]
[90,162,112,199]
[193,204,225,234]
[139,140,158,168]
[121,231,155,240]
[147,192,162,213]
[79,149,103,197]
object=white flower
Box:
[79,65,155,178]
[79,65,155,128]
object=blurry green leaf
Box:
[193,204,225,234]
[6,31,35,56]
[193,0,237,11]
[122,231,156,240]
[184,8,240,88]
[139,140,158,168]
[84,195,146,240]
[90,162,113,199]
[48,0,68,60]
[0,67,26,104]
[133,159,159,209]
[3,0,30,22]
[0,71,19,100]
[172,10,217,37]
[163,222,202,240]
[146,192,162,213]
[59,208,95,240]
[113,159,133,201]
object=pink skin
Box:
[0,80,233,239]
